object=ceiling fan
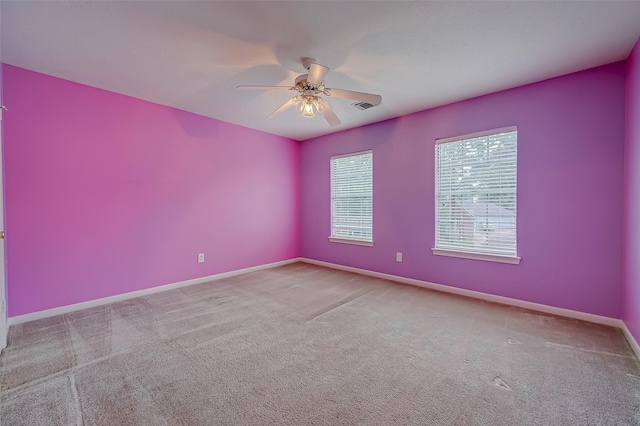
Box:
[237,58,382,127]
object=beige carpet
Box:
[1,262,639,425]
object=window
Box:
[434,127,519,264]
[330,151,373,246]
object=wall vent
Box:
[352,102,376,110]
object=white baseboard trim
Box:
[300,258,640,362]
[621,322,640,361]
[300,258,624,329]
[8,258,301,326]
[9,256,639,362]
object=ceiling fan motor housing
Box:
[294,75,326,95]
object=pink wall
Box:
[1,60,630,320]
[624,38,640,341]
[2,65,300,317]
[301,62,626,318]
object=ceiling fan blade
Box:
[267,98,295,119]
[328,88,382,106]
[321,104,341,127]
[236,85,293,90]
[306,63,329,86]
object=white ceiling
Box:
[2,1,640,141]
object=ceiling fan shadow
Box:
[168,64,293,138]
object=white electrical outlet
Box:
[198,253,205,263]
[396,252,403,262]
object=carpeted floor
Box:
[1,262,639,425]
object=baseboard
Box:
[300,258,624,329]
[300,258,640,361]
[9,256,638,363]
[8,258,301,326]
[621,322,640,361]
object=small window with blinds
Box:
[330,151,373,246]
[433,127,520,264]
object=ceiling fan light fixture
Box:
[293,95,325,118]
[302,101,315,118]
[243,59,381,126]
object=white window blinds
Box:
[435,127,517,258]
[331,151,373,243]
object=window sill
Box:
[329,237,374,247]
[432,248,520,264]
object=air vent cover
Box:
[352,102,376,110]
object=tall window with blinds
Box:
[434,127,519,263]
[330,151,373,245]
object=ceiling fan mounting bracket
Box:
[301,57,316,70]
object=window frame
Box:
[329,150,374,246]
[433,126,520,264]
